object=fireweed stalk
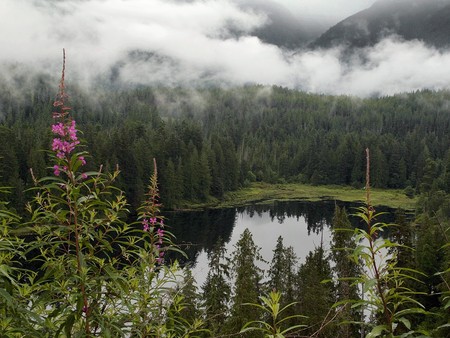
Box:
[51,49,91,333]
[29,50,131,335]
[129,160,197,336]
[139,158,168,266]
[13,50,205,337]
[51,50,86,179]
[349,149,428,337]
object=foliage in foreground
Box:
[1,53,204,337]
[0,54,449,337]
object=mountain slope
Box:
[237,0,329,48]
[311,0,450,50]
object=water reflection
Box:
[165,207,237,264]
[239,200,338,235]
[165,200,399,285]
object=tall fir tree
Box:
[179,268,201,324]
[267,236,299,331]
[330,206,362,338]
[228,229,264,337]
[296,246,335,338]
[202,239,231,336]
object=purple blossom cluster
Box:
[51,120,80,159]
[51,117,86,176]
[142,216,165,264]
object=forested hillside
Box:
[0,70,449,336]
[1,82,449,212]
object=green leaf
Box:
[397,317,411,330]
[395,307,428,317]
[366,325,388,338]
[0,288,14,307]
[444,297,450,310]
[64,313,75,337]
[0,265,18,287]
[363,278,377,293]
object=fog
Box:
[1,0,449,97]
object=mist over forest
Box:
[1,0,450,96]
[1,1,450,337]
[1,0,449,246]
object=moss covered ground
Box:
[181,183,417,210]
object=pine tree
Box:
[267,236,298,331]
[296,246,335,337]
[330,206,361,338]
[228,229,264,337]
[202,240,231,336]
[180,268,201,324]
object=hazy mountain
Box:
[311,0,450,50]
[237,0,330,48]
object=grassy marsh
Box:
[208,183,416,210]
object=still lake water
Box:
[166,200,397,285]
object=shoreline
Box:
[174,182,417,211]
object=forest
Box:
[1,79,449,212]
[0,71,449,336]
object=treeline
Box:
[181,211,355,337]
[174,156,450,336]
[1,81,450,211]
[1,71,449,336]
[175,195,450,337]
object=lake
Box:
[166,200,398,285]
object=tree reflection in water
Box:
[166,200,401,284]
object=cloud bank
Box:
[1,0,449,97]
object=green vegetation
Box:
[219,182,417,210]
[0,83,449,213]
[0,56,449,337]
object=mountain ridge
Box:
[311,0,450,50]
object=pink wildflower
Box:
[51,123,65,136]
[157,228,164,244]
[53,165,60,176]
[156,251,164,264]
[81,173,88,180]
[79,156,86,166]
[142,218,149,232]
[67,120,78,141]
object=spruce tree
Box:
[267,236,298,331]
[228,229,264,337]
[180,268,201,324]
[296,246,335,337]
[330,206,361,338]
[202,239,231,336]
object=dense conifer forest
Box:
[1,82,449,212]
[0,77,449,336]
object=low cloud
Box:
[1,0,449,97]
[291,38,450,96]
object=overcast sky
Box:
[1,0,450,97]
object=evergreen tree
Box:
[202,240,231,336]
[179,268,201,324]
[390,209,415,269]
[420,158,439,193]
[197,148,212,200]
[330,206,361,338]
[296,246,335,337]
[228,229,264,337]
[444,152,450,193]
[267,236,298,331]
[267,236,288,293]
